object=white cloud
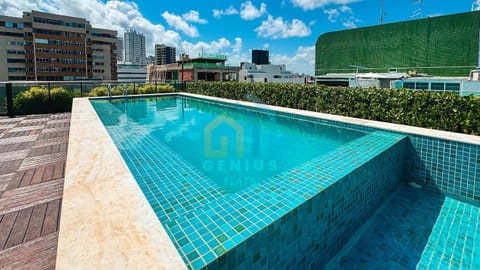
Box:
[182,38,232,56]
[342,20,356,28]
[162,11,199,38]
[226,51,249,67]
[323,5,358,28]
[255,15,311,39]
[323,8,340,22]
[182,10,207,24]
[291,0,359,10]
[213,6,238,18]
[240,1,267,20]
[339,5,352,13]
[270,46,315,75]
[232,38,243,53]
[474,1,480,10]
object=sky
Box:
[0,0,479,75]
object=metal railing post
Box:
[80,82,83,97]
[47,82,51,103]
[133,81,136,95]
[6,83,14,117]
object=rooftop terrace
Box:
[0,113,69,269]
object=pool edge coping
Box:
[56,97,187,269]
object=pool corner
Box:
[56,98,187,269]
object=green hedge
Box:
[87,84,174,97]
[12,84,175,115]
[13,87,80,115]
[186,82,480,135]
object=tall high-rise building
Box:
[0,10,117,81]
[154,44,176,65]
[117,36,124,62]
[124,29,145,65]
[252,49,269,65]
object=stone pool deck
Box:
[0,113,70,269]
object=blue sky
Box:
[0,0,479,74]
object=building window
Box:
[8,76,26,80]
[5,21,13,28]
[430,82,445,90]
[8,41,24,46]
[403,82,415,89]
[7,58,25,63]
[415,82,429,90]
[7,50,25,55]
[445,83,460,91]
[34,38,49,44]
[8,67,25,72]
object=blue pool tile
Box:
[91,96,480,270]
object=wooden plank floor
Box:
[0,113,70,270]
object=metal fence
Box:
[0,80,186,117]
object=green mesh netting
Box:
[315,11,480,77]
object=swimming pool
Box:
[90,94,408,269]
[93,96,364,193]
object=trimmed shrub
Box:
[13,86,79,115]
[186,82,480,135]
[87,83,174,96]
[137,84,174,94]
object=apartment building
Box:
[0,10,117,81]
[124,29,145,65]
[117,36,124,62]
[154,44,176,65]
[0,15,26,81]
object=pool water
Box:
[96,96,364,193]
[91,95,475,269]
[327,183,480,270]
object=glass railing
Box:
[0,80,185,116]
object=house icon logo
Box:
[204,116,244,158]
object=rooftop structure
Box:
[147,53,238,82]
[117,63,147,82]
[239,62,305,83]
[315,11,480,77]
[252,49,269,65]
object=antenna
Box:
[380,0,384,24]
[411,0,424,19]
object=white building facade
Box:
[239,62,305,83]
[117,64,146,82]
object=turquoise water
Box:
[327,183,480,270]
[90,95,480,269]
[99,96,365,193]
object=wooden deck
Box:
[0,113,70,270]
